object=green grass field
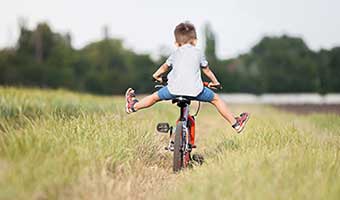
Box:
[0,87,339,200]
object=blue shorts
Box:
[157,86,215,102]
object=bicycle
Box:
[155,79,222,172]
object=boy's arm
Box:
[152,63,169,82]
[202,66,220,85]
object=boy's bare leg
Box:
[134,92,160,111]
[210,93,237,125]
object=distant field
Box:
[274,104,340,115]
[0,87,339,200]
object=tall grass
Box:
[0,87,339,199]
[0,87,175,199]
[163,106,340,200]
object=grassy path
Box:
[0,87,339,199]
[160,105,340,200]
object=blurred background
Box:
[1,0,339,95]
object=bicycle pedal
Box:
[164,146,174,151]
[187,144,196,151]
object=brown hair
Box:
[174,22,197,45]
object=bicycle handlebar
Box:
[152,75,223,90]
[153,76,222,90]
[152,76,168,84]
[203,82,223,90]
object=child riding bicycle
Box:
[125,22,249,133]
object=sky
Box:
[1,0,340,59]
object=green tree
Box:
[1,20,339,95]
[250,35,318,92]
[318,47,340,92]
[78,39,154,94]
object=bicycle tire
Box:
[173,122,184,172]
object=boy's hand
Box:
[152,63,169,83]
[152,74,162,82]
[207,81,222,90]
[208,81,220,87]
[202,66,222,89]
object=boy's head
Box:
[174,22,197,46]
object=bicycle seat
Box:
[172,96,191,107]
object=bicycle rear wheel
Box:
[173,122,184,172]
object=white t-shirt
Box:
[166,44,208,97]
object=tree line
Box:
[0,22,339,94]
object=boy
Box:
[125,22,249,133]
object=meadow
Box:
[0,87,339,200]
